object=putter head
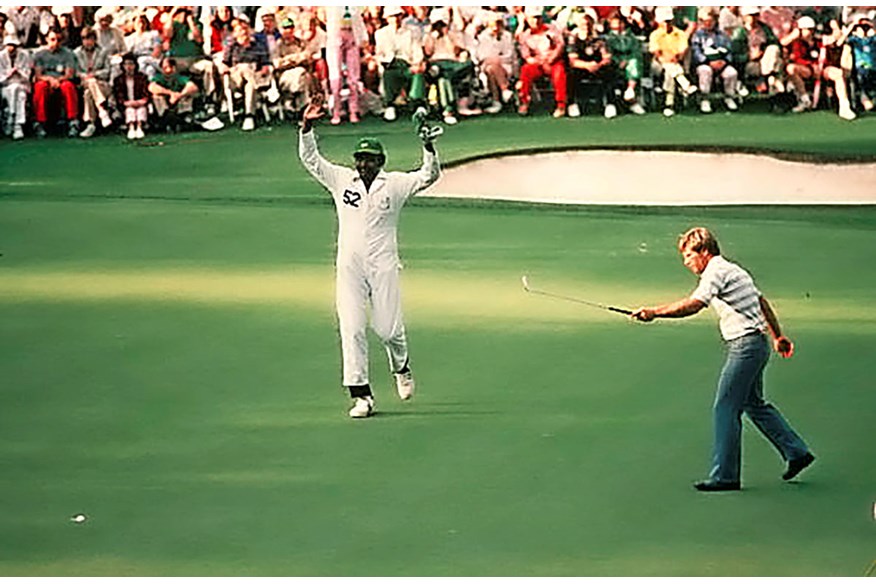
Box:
[521,275,531,292]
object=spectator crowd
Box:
[2,5,875,142]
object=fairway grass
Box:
[2,114,876,576]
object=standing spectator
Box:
[113,52,150,140]
[32,28,80,138]
[375,6,426,122]
[516,5,568,117]
[125,13,162,80]
[148,56,200,132]
[690,7,739,113]
[631,227,815,492]
[475,12,516,114]
[75,26,114,138]
[818,22,857,121]
[325,5,366,125]
[220,17,271,131]
[0,31,31,140]
[566,13,619,119]
[603,13,646,115]
[273,18,316,114]
[649,6,698,117]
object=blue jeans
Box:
[709,333,810,483]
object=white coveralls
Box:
[298,130,441,387]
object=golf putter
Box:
[521,276,632,316]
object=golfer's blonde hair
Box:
[678,227,721,255]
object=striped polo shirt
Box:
[690,255,766,341]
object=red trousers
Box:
[519,61,567,107]
[33,79,79,123]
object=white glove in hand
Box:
[418,124,443,145]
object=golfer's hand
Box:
[631,308,655,322]
[303,94,325,121]
[774,335,795,359]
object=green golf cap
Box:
[354,137,385,157]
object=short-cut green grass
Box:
[1,112,875,576]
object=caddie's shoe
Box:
[783,452,815,481]
[349,396,374,419]
[394,369,415,401]
[694,480,741,492]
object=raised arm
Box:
[297,96,349,192]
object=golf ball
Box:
[71,514,87,524]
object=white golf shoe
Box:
[394,369,415,401]
[349,396,374,419]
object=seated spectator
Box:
[149,56,199,131]
[75,26,114,138]
[733,6,783,94]
[475,12,516,114]
[603,13,645,115]
[32,28,80,138]
[113,52,150,139]
[648,6,698,117]
[565,13,619,119]
[256,12,282,58]
[423,7,479,125]
[125,13,162,80]
[56,11,82,50]
[208,6,235,60]
[516,5,567,117]
[375,5,426,122]
[220,17,271,131]
[785,16,822,113]
[690,7,739,113]
[818,23,857,120]
[163,6,219,115]
[94,8,126,59]
[844,15,876,112]
[273,18,316,115]
[5,6,41,49]
[0,31,31,140]
[294,9,329,101]
[762,5,798,41]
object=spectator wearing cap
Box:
[423,7,479,125]
[604,13,646,115]
[648,6,698,117]
[255,11,282,58]
[32,28,80,138]
[732,6,783,95]
[375,6,426,122]
[475,12,516,114]
[113,52,150,139]
[125,13,162,80]
[0,31,32,140]
[843,15,876,112]
[325,6,367,125]
[273,17,317,114]
[785,16,822,113]
[220,17,272,131]
[516,5,568,117]
[690,6,739,114]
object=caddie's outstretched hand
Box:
[412,106,443,146]
[303,93,325,121]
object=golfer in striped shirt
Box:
[632,227,815,492]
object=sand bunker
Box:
[424,150,876,206]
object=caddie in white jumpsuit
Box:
[297,97,441,418]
